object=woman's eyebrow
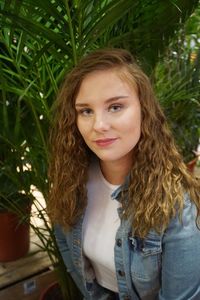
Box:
[75,95,128,107]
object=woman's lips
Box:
[94,138,118,147]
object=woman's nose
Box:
[93,113,110,132]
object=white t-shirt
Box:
[83,162,121,292]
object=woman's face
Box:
[75,69,141,166]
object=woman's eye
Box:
[78,108,93,116]
[109,104,123,112]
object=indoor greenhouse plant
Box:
[154,19,200,164]
[0,144,33,262]
[0,56,34,261]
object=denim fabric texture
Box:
[54,185,200,300]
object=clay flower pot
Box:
[0,211,30,262]
[39,282,64,300]
[187,158,197,173]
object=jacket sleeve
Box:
[159,195,200,300]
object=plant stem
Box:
[65,0,77,66]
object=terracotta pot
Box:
[39,281,64,300]
[0,211,30,262]
[187,158,197,173]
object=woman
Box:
[48,49,200,300]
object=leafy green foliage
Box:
[155,57,200,162]
[154,8,200,162]
[1,0,199,69]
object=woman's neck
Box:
[99,158,132,185]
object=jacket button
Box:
[118,270,125,276]
[116,238,122,247]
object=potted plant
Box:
[0,142,33,262]
[0,190,32,262]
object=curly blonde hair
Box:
[48,48,200,238]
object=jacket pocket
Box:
[139,238,162,256]
[129,235,162,298]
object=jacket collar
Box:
[111,174,130,202]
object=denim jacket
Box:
[54,185,200,300]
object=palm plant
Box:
[154,9,200,162]
[0,0,199,298]
[154,51,200,162]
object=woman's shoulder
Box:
[163,192,200,240]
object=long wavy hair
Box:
[48,48,200,238]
